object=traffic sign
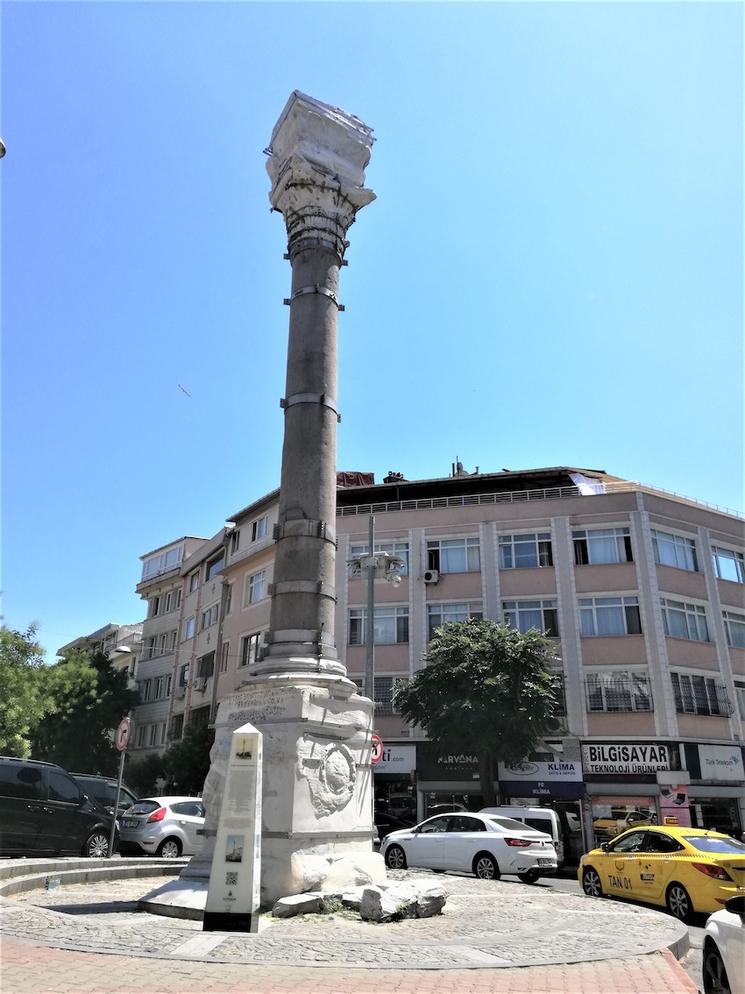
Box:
[371,733,384,766]
[115,718,131,752]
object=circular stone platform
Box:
[0,867,688,971]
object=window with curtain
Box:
[573,527,633,565]
[502,599,559,636]
[579,596,642,636]
[661,599,709,642]
[652,529,698,571]
[499,532,553,569]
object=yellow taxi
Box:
[578,825,745,921]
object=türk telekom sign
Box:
[698,745,745,782]
[582,743,671,776]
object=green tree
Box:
[30,650,140,775]
[162,722,214,795]
[126,752,167,796]
[0,626,51,757]
[394,619,561,806]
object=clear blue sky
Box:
[2,2,742,661]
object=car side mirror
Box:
[600,842,609,852]
[724,895,745,918]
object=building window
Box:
[661,598,710,642]
[349,541,410,577]
[503,599,559,637]
[200,602,220,630]
[723,611,745,649]
[244,569,267,606]
[712,546,745,584]
[225,584,233,615]
[141,679,153,702]
[230,529,241,554]
[735,681,745,720]
[136,724,146,747]
[573,527,633,566]
[239,632,262,668]
[579,596,642,637]
[652,529,699,572]
[427,537,480,574]
[206,554,224,581]
[197,651,215,679]
[220,641,230,673]
[585,671,652,712]
[179,663,190,687]
[252,516,268,542]
[499,533,553,569]
[184,616,196,640]
[427,602,483,640]
[671,672,731,716]
[149,596,161,618]
[188,571,199,593]
[143,637,155,660]
[169,713,184,740]
[141,545,184,582]
[348,606,409,645]
[148,724,159,746]
[175,588,182,609]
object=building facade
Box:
[129,467,745,853]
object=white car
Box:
[703,895,745,994]
[118,796,205,858]
[380,811,557,883]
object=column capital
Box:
[267,91,375,260]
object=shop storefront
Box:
[498,759,586,863]
[683,743,745,837]
[373,744,417,825]
[581,741,682,847]
[416,743,483,819]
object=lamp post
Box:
[347,516,405,705]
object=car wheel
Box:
[666,882,692,922]
[518,870,540,884]
[582,867,603,898]
[384,844,407,870]
[703,941,731,994]
[156,837,182,859]
[83,831,109,858]
[473,852,500,880]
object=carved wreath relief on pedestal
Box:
[303,742,357,817]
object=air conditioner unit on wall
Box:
[176,686,186,699]
[423,569,440,584]
[193,678,207,692]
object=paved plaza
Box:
[0,867,700,993]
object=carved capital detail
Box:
[267,91,375,260]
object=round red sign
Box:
[115,718,131,752]
[371,733,384,766]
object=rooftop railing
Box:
[337,480,743,521]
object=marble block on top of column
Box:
[267,90,376,260]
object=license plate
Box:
[122,819,138,829]
[537,858,555,867]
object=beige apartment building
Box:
[130,466,745,852]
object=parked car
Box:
[118,796,205,858]
[481,806,565,866]
[381,811,557,883]
[70,773,139,817]
[0,755,116,857]
[579,825,745,921]
[703,894,745,994]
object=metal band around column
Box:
[269,580,337,601]
[272,518,337,545]
[280,392,340,422]
[283,284,345,311]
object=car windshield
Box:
[129,800,160,816]
[684,836,745,854]
[485,816,531,832]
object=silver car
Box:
[118,796,205,858]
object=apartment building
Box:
[57,622,144,687]
[133,537,206,754]
[130,466,745,846]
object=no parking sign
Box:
[371,733,384,766]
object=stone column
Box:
[257,91,375,676]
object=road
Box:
[541,872,704,993]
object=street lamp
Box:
[347,515,406,707]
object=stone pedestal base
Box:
[176,666,386,908]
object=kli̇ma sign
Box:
[582,743,671,776]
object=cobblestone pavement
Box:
[1,869,691,978]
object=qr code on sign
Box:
[225,872,238,886]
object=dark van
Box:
[0,756,116,857]
[70,774,139,817]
